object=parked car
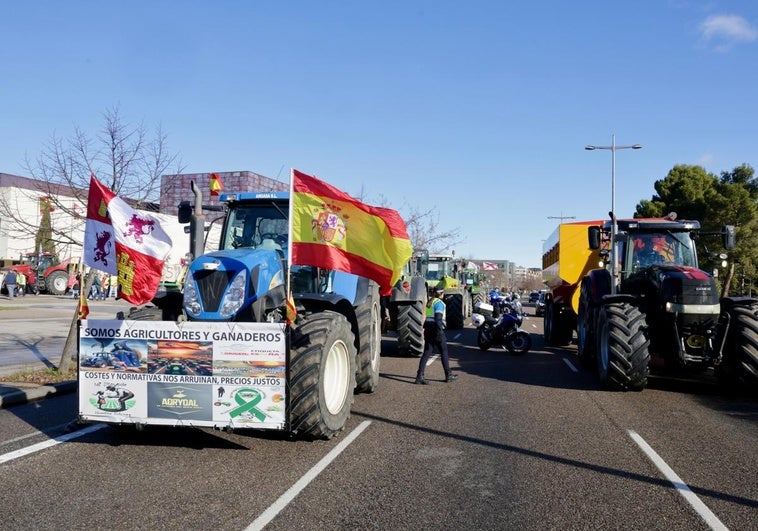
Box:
[529,291,540,303]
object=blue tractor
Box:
[141,186,381,439]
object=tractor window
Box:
[223,202,289,256]
[629,232,696,270]
[426,263,443,281]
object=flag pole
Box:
[59,255,87,373]
[286,169,297,325]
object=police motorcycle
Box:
[472,299,531,354]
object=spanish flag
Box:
[286,293,298,325]
[291,169,412,296]
[78,292,89,320]
[209,173,223,196]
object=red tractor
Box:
[9,252,75,295]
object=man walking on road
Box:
[415,286,458,384]
[3,270,17,299]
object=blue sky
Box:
[2,1,756,268]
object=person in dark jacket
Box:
[3,270,18,299]
[415,286,458,384]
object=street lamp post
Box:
[585,134,642,294]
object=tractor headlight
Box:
[183,277,201,317]
[220,269,247,318]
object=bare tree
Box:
[1,105,184,373]
[1,105,184,252]
[365,192,462,254]
[402,204,462,253]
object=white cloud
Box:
[699,14,758,50]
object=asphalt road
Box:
[1,304,756,530]
[0,294,134,376]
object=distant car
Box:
[529,291,540,303]
[535,292,547,317]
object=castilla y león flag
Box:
[290,169,412,296]
[83,174,173,305]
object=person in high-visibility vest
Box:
[415,286,458,384]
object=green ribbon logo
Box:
[229,388,267,421]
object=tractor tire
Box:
[355,282,381,393]
[717,303,758,390]
[577,280,596,367]
[396,301,425,357]
[597,303,650,391]
[46,270,69,296]
[445,293,464,330]
[290,311,357,440]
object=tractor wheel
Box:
[445,293,464,329]
[717,303,758,390]
[576,279,596,367]
[290,311,356,439]
[597,303,650,391]
[355,282,381,393]
[46,270,69,295]
[396,301,425,357]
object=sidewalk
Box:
[0,377,78,408]
[0,295,133,408]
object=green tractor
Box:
[459,262,487,308]
[425,254,471,329]
[382,251,428,357]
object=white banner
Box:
[78,319,287,430]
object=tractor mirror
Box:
[178,201,192,224]
[588,226,601,250]
[722,225,736,250]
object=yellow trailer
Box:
[541,220,603,346]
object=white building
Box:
[0,173,85,264]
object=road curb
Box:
[0,380,77,409]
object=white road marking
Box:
[0,422,73,448]
[628,430,728,531]
[425,355,440,367]
[245,420,372,531]
[0,424,106,464]
[562,357,579,372]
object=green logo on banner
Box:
[229,388,267,421]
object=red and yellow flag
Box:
[78,292,89,320]
[290,169,412,296]
[209,173,224,196]
[286,293,298,325]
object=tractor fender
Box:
[719,295,758,309]
[600,293,638,306]
[297,292,361,357]
[584,269,612,304]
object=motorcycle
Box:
[472,302,531,354]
